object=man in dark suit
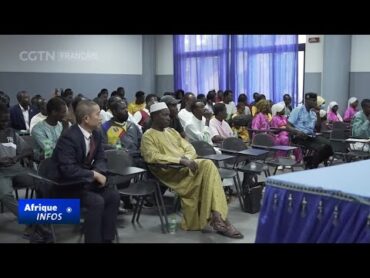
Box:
[52,99,120,243]
[10,90,37,131]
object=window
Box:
[174,35,228,94]
[298,35,306,105]
[174,35,299,105]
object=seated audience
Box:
[93,89,109,111]
[231,115,250,143]
[29,97,47,132]
[133,94,158,127]
[10,90,37,132]
[287,92,333,169]
[352,99,370,139]
[128,91,146,115]
[343,97,359,122]
[31,97,68,161]
[178,92,196,128]
[327,101,343,123]
[222,90,236,122]
[209,103,234,144]
[0,102,33,217]
[271,102,302,161]
[0,91,10,108]
[184,100,213,145]
[251,99,272,136]
[141,102,243,239]
[205,90,216,113]
[52,100,120,243]
[282,94,293,117]
[101,99,142,157]
[237,94,251,116]
[61,88,75,125]
[100,96,121,124]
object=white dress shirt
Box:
[19,104,30,131]
[78,125,92,156]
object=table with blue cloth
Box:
[255,160,370,243]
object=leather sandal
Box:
[216,219,244,239]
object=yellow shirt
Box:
[128,102,145,115]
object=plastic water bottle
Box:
[168,215,177,234]
[43,140,52,159]
[115,139,122,150]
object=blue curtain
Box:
[230,35,298,105]
[173,35,229,94]
[174,35,298,105]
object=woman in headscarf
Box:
[271,102,302,162]
[327,101,343,123]
[343,97,358,122]
[251,99,271,138]
[316,96,325,109]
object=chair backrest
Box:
[330,129,348,140]
[252,133,275,147]
[332,121,349,131]
[221,137,249,166]
[222,137,247,151]
[191,141,216,156]
[105,149,133,172]
[21,135,36,149]
[38,158,61,180]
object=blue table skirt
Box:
[255,185,370,243]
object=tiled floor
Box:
[0,194,259,243]
[1,162,334,244]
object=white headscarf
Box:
[327,101,343,121]
[319,109,327,118]
[348,97,357,107]
[271,102,285,116]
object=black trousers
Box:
[81,185,120,243]
[292,136,333,168]
[36,182,120,243]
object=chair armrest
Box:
[330,138,347,143]
[219,148,241,155]
[107,166,147,177]
[27,172,84,186]
[147,163,184,169]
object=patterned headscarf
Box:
[317,96,325,107]
[255,99,269,114]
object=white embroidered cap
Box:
[149,102,168,113]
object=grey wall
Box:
[156,75,174,95]
[349,72,370,102]
[304,73,321,95]
[0,72,141,105]
[322,35,352,114]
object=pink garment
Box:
[251,112,270,140]
[270,115,302,162]
[327,111,342,123]
[343,106,357,122]
[209,118,233,139]
[252,112,270,130]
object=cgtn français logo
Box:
[18,199,80,224]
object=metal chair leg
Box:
[233,175,244,210]
[136,197,145,222]
[154,182,169,233]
